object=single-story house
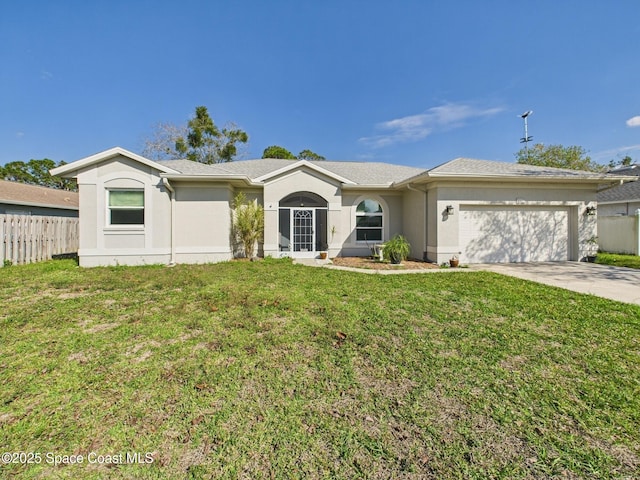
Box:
[51,147,628,267]
[596,164,639,255]
[597,163,639,216]
[0,179,79,217]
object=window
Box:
[108,190,144,225]
[356,199,382,241]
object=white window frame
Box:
[355,198,384,243]
[106,189,145,227]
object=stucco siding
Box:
[598,201,640,217]
[75,154,171,266]
[339,191,403,257]
[262,169,342,258]
[424,182,596,264]
[402,188,427,260]
[174,184,233,260]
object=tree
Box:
[142,123,188,160]
[262,145,296,159]
[515,143,605,172]
[262,146,326,160]
[142,106,248,163]
[608,155,633,169]
[297,149,325,161]
[0,159,76,190]
[232,192,264,259]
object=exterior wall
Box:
[262,168,343,258]
[173,182,234,264]
[423,182,597,264]
[0,203,78,217]
[75,155,171,267]
[598,201,640,217]
[71,155,606,266]
[401,188,427,260]
[339,191,403,257]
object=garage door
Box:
[459,206,570,263]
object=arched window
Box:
[356,199,383,241]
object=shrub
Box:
[384,235,410,264]
[233,192,264,259]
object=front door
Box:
[292,209,315,257]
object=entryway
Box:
[278,192,328,258]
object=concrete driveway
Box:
[473,262,640,305]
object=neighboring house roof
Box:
[607,163,640,177]
[0,179,79,210]
[597,164,640,203]
[598,179,640,203]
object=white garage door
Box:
[459,206,570,263]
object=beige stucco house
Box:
[51,147,626,267]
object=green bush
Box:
[233,192,264,259]
[384,234,410,264]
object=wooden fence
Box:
[0,214,79,266]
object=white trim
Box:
[291,208,316,258]
[106,188,145,227]
[51,147,180,177]
[255,160,355,184]
[78,248,170,256]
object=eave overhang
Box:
[50,147,180,178]
[159,173,262,187]
[393,172,633,188]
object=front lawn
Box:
[1,259,639,479]
[596,252,640,269]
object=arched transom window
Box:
[356,199,383,241]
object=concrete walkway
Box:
[472,262,640,306]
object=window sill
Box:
[104,226,145,233]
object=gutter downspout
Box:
[406,184,428,261]
[162,178,176,266]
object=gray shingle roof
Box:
[607,163,640,177]
[158,156,624,187]
[157,160,234,175]
[428,158,610,178]
[158,158,425,185]
[598,179,640,202]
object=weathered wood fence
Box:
[0,214,79,266]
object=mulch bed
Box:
[330,257,439,270]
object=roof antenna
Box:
[519,110,533,156]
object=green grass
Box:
[1,259,639,479]
[596,252,640,269]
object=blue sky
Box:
[1,1,639,169]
